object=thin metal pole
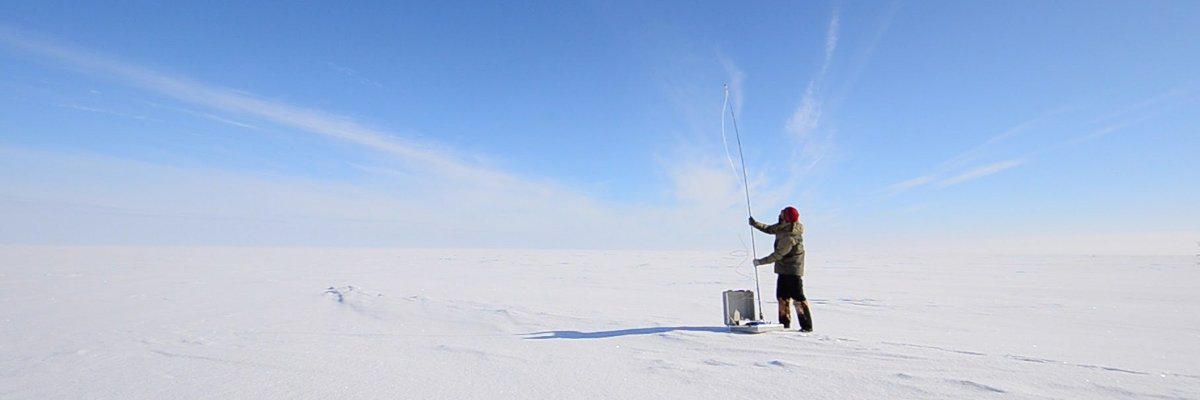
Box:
[725,84,765,321]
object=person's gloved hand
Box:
[752,259,765,266]
[748,217,757,226]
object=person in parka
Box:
[749,206,812,332]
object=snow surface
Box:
[2,246,1197,399]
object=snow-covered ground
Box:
[2,246,1197,399]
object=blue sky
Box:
[2,1,1197,254]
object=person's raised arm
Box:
[749,217,772,233]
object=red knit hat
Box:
[782,207,800,223]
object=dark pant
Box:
[776,275,812,331]
[775,275,806,301]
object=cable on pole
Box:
[723,84,765,321]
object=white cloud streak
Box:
[887,84,1195,197]
[822,9,841,75]
[143,101,259,129]
[1,28,762,250]
[887,176,934,195]
[786,87,821,139]
[886,112,1054,196]
[786,7,839,140]
[0,28,508,186]
[938,160,1024,188]
[56,103,153,121]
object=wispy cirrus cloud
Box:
[938,160,1024,188]
[786,7,839,141]
[886,112,1054,195]
[886,152,1028,194]
[0,27,754,250]
[886,84,1196,196]
[142,101,260,129]
[887,176,935,195]
[0,27,517,187]
[56,103,153,121]
[779,7,843,184]
[1064,84,1197,146]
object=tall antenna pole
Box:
[725,84,765,320]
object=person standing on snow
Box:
[749,206,812,332]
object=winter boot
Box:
[797,301,813,332]
[777,299,792,329]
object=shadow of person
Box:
[523,326,728,339]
